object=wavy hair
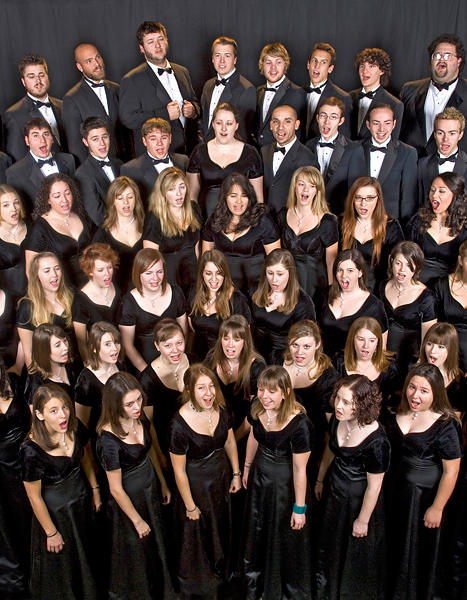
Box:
[343,317,392,374]
[418,172,467,236]
[330,374,382,425]
[191,250,234,319]
[33,173,85,220]
[286,166,329,219]
[252,249,300,315]
[387,241,425,283]
[284,319,332,380]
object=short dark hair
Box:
[136,21,167,46]
[211,36,238,57]
[354,48,392,87]
[18,54,47,76]
[23,117,52,137]
[318,96,345,118]
[387,241,425,282]
[309,43,337,65]
[428,34,465,72]
[366,102,395,121]
[80,116,110,139]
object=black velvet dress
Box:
[243,412,314,600]
[315,416,390,600]
[0,221,29,297]
[92,227,144,294]
[188,143,262,217]
[20,422,100,600]
[190,289,252,359]
[384,412,463,600]
[74,368,105,440]
[143,202,202,297]
[201,213,280,297]
[24,362,80,406]
[406,215,467,288]
[72,288,121,331]
[169,407,235,599]
[24,215,94,288]
[0,390,31,598]
[97,418,175,600]
[118,285,187,367]
[0,290,20,370]
[251,288,316,365]
[435,276,467,371]
[278,209,338,300]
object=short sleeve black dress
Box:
[74,368,105,440]
[24,362,80,406]
[72,288,121,331]
[315,416,390,600]
[0,290,20,370]
[20,422,100,600]
[278,209,338,300]
[0,221,30,297]
[243,412,314,600]
[97,418,175,600]
[435,276,467,371]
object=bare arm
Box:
[23,480,65,552]
[314,442,335,500]
[325,243,338,284]
[421,319,437,343]
[170,452,201,521]
[144,410,168,469]
[75,404,92,429]
[234,416,251,442]
[201,240,215,254]
[147,444,170,504]
[224,428,241,493]
[382,330,388,350]
[106,468,151,537]
[73,321,89,365]
[250,177,264,204]
[263,239,281,254]
[424,457,461,528]
[176,313,189,339]
[187,172,201,203]
[242,427,259,489]
[352,472,385,537]
[142,240,159,250]
[291,451,311,530]
[119,324,147,373]
[25,250,38,279]
[81,441,102,512]
[17,327,33,368]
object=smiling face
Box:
[37,256,62,293]
[263,55,286,84]
[213,109,239,145]
[21,63,50,100]
[354,185,379,220]
[257,384,284,413]
[336,259,362,292]
[140,31,169,67]
[295,176,317,209]
[143,128,172,159]
[334,385,356,421]
[307,49,334,86]
[359,61,384,91]
[83,127,110,159]
[203,261,224,294]
[406,375,434,413]
[113,186,135,218]
[221,331,245,362]
[270,105,299,146]
[226,184,249,217]
[193,375,216,411]
[434,119,464,157]
[0,192,22,226]
[212,43,237,77]
[165,178,186,210]
[431,42,462,84]
[99,333,120,365]
[89,259,113,288]
[429,177,454,217]
[140,260,164,295]
[47,181,73,216]
[424,340,448,369]
[122,388,143,421]
[49,335,69,365]
[392,253,415,285]
[75,44,105,82]
[25,127,53,159]
[367,107,396,145]
[156,332,185,364]
[289,335,319,368]
[36,396,70,436]
[317,104,344,140]
[354,328,378,361]
[266,263,289,294]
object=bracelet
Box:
[243,464,250,469]
[316,480,323,483]
[186,506,197,513]
[293,503,307,515]
[244,460,252,465]
[232,472,241,477]
[47,530,58,538]
[92,485,100,490]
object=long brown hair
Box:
[284,320,332,380]
[252,249,300,315]
[451,239,467,294]
[343,317,392,373]
[30,384,78,451]
[97,372,146,438]
[328,249,368,305]
[191,250,234,319]
[419,323,462,383]
[28,324,70,378]
[180,364,226,412]
[103,176,145,233]
[88,322,124,371]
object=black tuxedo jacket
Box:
[306,133,358,215]
[417,149,467,206]
[261,137,318,215]
[3,95,66,162]
[199,71,256,143]
[120,152,189,207]
[6,152,75,216]
[349,86,404,141]
[255,77,307,147]
[0,152,12,184]
[400,77,467,156]
[347,138,418,225]
[119,62,200,156]
[305,80,352,140]
[74,155,122,226]
[62,78,130,165]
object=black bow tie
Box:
[274,146,286,155]
[34,100,52,108]
[306,86,323,94]
[318,141,334,148]
[359,91,375,100]
[85,78,105,88]
[158,67,172,76]
[369,145,387,153]
[151,156,170,165]
[438,153,457,165]
[431,78,457,92]
[37,157,55,167]
[215,78,228,86]
[264,87,278,93]
[96,159,111,167]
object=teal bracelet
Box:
[293,503,307,515]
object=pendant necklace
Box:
[119,216,135,235]
[121,418,137,434]
[189,402,213,427]
[227,359,239,377]
[0,222,20,241]
[45,295,57,310]
[92,282,110,305]
[51,365,65,383]
[51,432,69,450]
[345,421,359,440]
[51,210,71,226]
[395,281,411,298]
[339,289,360,307]
[294,207,313,227]
[214,137,235,155]
[434,218,445,231]
[356,217,371,234]
[147,289,163,308]
[266,409,277,428]
[160,356,181,380]
[412,408,431,420]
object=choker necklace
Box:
[92,282,110,304]
[339,289,360,307]
[356,217,371,233]
[412,408,431,420]
[214,137,235,155]
[119,215,135,235]
[160,356,182,380]
[189,402,213,427]
[294,207,313,227]
[227,359,239,377]
[345,421,360,440]
[121,418,137,433]
[0,222,20,241]
[266,409,277,428]
[51,432,69,450]
[434,217,445,231]
[51,210,71,226]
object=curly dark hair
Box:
[418,172,467,236]
[210,173,267,234]
[354,48,392,87]
[32,173,86,220]
[330,374,382,426]
[428,34,465,72]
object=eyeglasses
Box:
[354,195,378,203]
[432,52,458,61]
[317,113,340,121]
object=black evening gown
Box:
[201,213,280,297]
[0,290,20,370]
[243,412,314,600]
[20,422,100,600]
[0,221,29,297]
[187,143,262,218]
[406,215,467,288]
[97,419,175,600]
[435,276,467,371]
[118,285,187,367]
[74,368,105,440]
[72,288,121,331]
[190,288,252,359]
[384,412,463,600]
[317,289,388,360]
[0,390,31,598]
[92,227,144,294]
[168,407,235,600]
[278,209,338,300]
[315,416,390,600]
[143,202,202,297]
[24,362,80,406]
[24,215,94,288]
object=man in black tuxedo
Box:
[418,106,467,204]
[119,21,200,156]
[0,153,12,184]
[4,55,66,162]
[261,105,318,217]
[63,43,129,166]
[256,43,307,147]
[347,104,418,225]
[6,118,75,216]
[400,34,467,157]
[304,43,352,141]
[349,48,403,141]
[74,117,122,226]
[199,36,256,143]
[306,97,357,215]
[120,117,188,207]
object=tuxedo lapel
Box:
[377,140,397,184]
[142,154,158,188]
[145,66,172,109]
[325,136,346,183]
[415,81,430,142]
[427,154,439,182]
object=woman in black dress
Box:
[189,249,252,359]
[406,172,467,288]
[242,365,313,600]
[251,248,316,365]
[143,167,202,297]
[202,173,280,296]
[73,243,121,363]
[25,173,94,288]
[20,384,102,600]
[278,165,338,300]
[316,249,388,359]
[385,364,463,600]
[314,375,390,600]
[169,364,241,600]
[0,184,29,297]
[187,102,263,218]
[0,285,24,375]
[341,176,404,292]
[93,176,145,294]
[96,372,174,600]
[118,248,187,373]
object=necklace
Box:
[119,215,135,235]
[412,408,431,420]
[160,356,182,380]
[356,360,373,375]
[189,402,213,427]
[356,217,371,233]
[51,210,71,226]
[45,295,57,310]
[50,432,69,450]
[214,137,235,155]
[51,365,65,383]
[121,418,137,433]
[172,207,183,223]
[294,207,313,227]
[227,359,239,377]
[92,282,110,305]
[266,409,277,428]
[434,217,445,231]
[146,289,163,308]
[97,364,113,374]
[339,289,360,307]
[395,281,412,298]
[0,222,20,241]
[345,420,360,440]
[205,295,216,311]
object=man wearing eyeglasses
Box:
[400,34,467,157]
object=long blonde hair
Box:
[286,166,329,220]
[284,320,332,380]
[343,317,392,373]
